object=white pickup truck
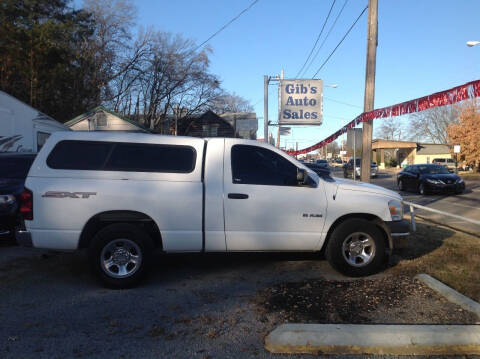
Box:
[16,132,409,287]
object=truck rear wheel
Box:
[88,223,154,288]
[326,219,386,277]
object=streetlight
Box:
[325,84,338,88]
[466,41,480,47]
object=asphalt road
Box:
[0,244,475,359]
[331,167,480,235]
[0,247,401,359]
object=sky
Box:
[86,0,480,151]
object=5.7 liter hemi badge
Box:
[42,191,96,199]
[302,213,322,218]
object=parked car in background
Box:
[432,158,456,171]
[304,162,332,177]
[331,158,344,167]
[0,153,36,241]
[343,158,378,178]
[397,164,465,195]
[315,159,329,169]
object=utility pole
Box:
[276,69,284,148]
[264,75,269,143]
[360,0,378,182]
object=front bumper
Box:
[424,181,465,193]
[385,219,410,249]
[15,229,32,247]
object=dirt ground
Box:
[387,218,480,302]
[256,275,478,325]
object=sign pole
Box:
[454,144,461,174]
[276,69,284,148]
[353,129,356,181]
[360,0,378,182]
[264,75,269,143]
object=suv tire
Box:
[89,223,154,289]
[326,219,386,277]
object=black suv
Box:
[0,153,36,242]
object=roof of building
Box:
[178,110,233,134]
[372,139,417,149]
[65,106,150,132]
[416,143,451,155]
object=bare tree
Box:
[407,106,459,143]
[375,117,405,140]
[107,30,222,131]
[82,0,137,103]
[210,92,254,114]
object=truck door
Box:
[223,140,327,251]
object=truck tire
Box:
[88,223,154,289]
[325,219,386,277]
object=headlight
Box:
[457,178,464,183]
[388,199,403,221]
[426,178,443,184]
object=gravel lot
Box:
[1,243,479,359]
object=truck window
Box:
[105,143,195,173]
[47,140,196,173]
[37,132,50,151]
[47,140,112,170]
[231,145,297,186]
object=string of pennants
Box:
[286,79,480,156]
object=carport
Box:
[372,139,417,168]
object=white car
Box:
[16,132,409,288]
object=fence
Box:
[404,201,480,233]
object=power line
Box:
[324,96,362,109]
[301,0,349,78]
[194,0,260,52]
[312,5,368,78]
[295,0,336,78]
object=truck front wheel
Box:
[88,223,154,288]
[326,219,386,277]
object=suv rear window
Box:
[47,140,196,173]
[0,156,35,179]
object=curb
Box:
[264,324,480,355]
[415,273,480,318]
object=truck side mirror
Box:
[297,168,307,184]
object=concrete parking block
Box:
[265,324,480,355]
[416,273,480,317]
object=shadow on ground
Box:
[392,221,455,261]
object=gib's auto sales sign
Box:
[279,79,323,125]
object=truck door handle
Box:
[228,193,249,199]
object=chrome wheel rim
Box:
[419,184,424,195]
[342,232,376,267]
[100,239,142,278]
[398,180,404,190]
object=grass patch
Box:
[388,218,480,302]
[459,172,480,180]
